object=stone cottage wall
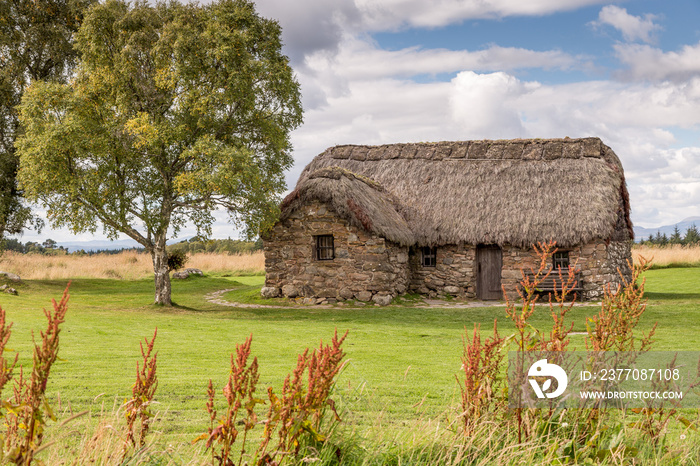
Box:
[262,202,409,305]
[408,245,476,298]
[500,239,633,300]
[402,239,632,301]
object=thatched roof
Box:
[280,167,415,245]
[284,137,633,248]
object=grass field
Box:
[632,243,700,268]
[0,264,698,464]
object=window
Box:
[315,235,334,261]
[421,246,437,267]
[553,251,570,269]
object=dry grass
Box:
[0,250,265,280]
[188,251,264,276]
[632,244,700,268]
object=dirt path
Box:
[204,288,598,309]
[204,289,284,308]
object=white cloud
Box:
[628,147,700,226]
[288,77,456,180]
[614,42,700,82]
[253,0,361,65]
[252,0,620,66]
[355,0,618,30]
[450,72,535,139]
[324,41,585,80]
[591,5,661,43]
[517,78,700,137]
[298,36,590,110]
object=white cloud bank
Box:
[254,0,621,67]
[355,0,620,29]
[591,5,662,43]
[291,52,700,225]
[19,0,697,242]
[615,42,700,82]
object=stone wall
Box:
[408,245,476,298]
[404,240,632,301]
[501,240,633,300]
[263,202,632,304]
[262,202,409,305]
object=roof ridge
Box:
[325,137,606,162]
[307,166,385,192]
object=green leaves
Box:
[0,0,94,241]
[19,0,301,240]
[16,0,302,302]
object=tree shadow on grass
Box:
[645,291,700,301]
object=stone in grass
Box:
[0,285,18,295]
[372,294,393,306]
[260,286,281,298]
[0,272,21,283]
[171,268,204,279]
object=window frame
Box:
[314,235,335,261]
[421,246,437,267]
[552,250,570,270]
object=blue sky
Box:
[16,0,700,243]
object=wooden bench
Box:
[522,268,583,299]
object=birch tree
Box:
[17,0,303,305]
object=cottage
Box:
[261,138,633,304]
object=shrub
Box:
[167,249,188,271]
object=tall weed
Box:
[197,330,348,466]
[123,328,159,457]
[2,285,70,465]
[260,329,348,462]
[200,334,260,466]
[585,256,656,352]
[458,321,505,435]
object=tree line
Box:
[168,237,262,255]
[2,237,262,256]
[639,224,700,246]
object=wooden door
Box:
[476,245,502,300]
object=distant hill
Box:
[56,239,140,253]
[633,216,700,241]
[57,238,190,253]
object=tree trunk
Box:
[152,236,171,306]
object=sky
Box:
[14,0,700,244]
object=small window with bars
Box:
[314,235,335,261]
[553,251,570,269]
[422,246,437,267]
